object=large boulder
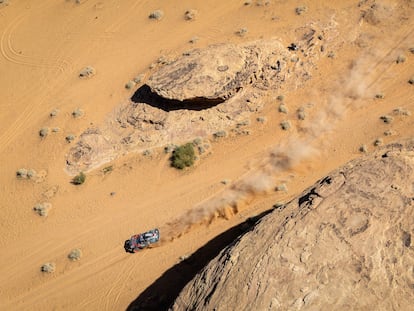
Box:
[171,142,414,310]
[146,39,289,102]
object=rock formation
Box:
[171,142,414,310]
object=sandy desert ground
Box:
[0,0,413,310]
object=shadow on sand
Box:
[131,85,225,112]
[126,208,275,311]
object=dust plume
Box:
[160,41,389,243]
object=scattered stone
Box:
[327,51,335,58]
[40,263,55,273]
[79,66,96,78]
[256,116,266,123]
[221,179,231,185]
[149,10,164,20]
[375,93,384,99]
[244,1,252,5]
[33,202,52,217]
[110,192,116,196]
[384,129,395,136]
[68,248,82,261]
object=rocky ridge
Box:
[171,141,414,310]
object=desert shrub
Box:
[52,127,60,133]
[295,6,307,15]
[373,138,383,147]
[72,108,84,118]
[125,80,136,89]
[39,127,49,138]
[410,47,414,54]
[278,103,288,113]
[380,115,393,124]
[68,248,82,261]
[275,183,288,192]
[164,144,177,154]
[16,168,28,179]
[33,203,52,217]
[257,116,266,123]
[65,134,75,143]
[375,93,384,99]
[102,166,113,174]
[189,36,199,44]
[149,10,164,20]
[27,169,36,179]
[133,74,144,84]
[72,172,86,185]
[41,262,55,273]
[79,66,95,78]
[409,77,414,85]
[171,143,195,169]
[297,107,306,120]
[214,130,227,138]
[280,120,291,130]
[49,109,59,117]
[236,27,248,37]
[396,54,406,64]
[184,9,198,20]
[393,107,411,116]
[276,95,285,101]
[384,129,395,136]
[142,149,151,156]
[359,144,368,153]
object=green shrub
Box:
[171,143,195,169]
[72,172,86,185]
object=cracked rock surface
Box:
[171,142,414,310]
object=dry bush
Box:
[68,248,82,261]
[41,263,55,273]
[149,10,164,20]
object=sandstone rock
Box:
[171,142,414,310]
[146,39,289,102]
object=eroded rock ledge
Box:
[66,34,325,174]
[170,142,414,310]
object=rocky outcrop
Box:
[171,142,414,310]
[66,32,327,174]
[146,40,289,102]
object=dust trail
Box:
[159,35,402,243]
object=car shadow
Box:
[126,208,275,311]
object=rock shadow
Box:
[131,85,225,112]
[126,208,275,311]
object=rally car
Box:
[124,228,160,253]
